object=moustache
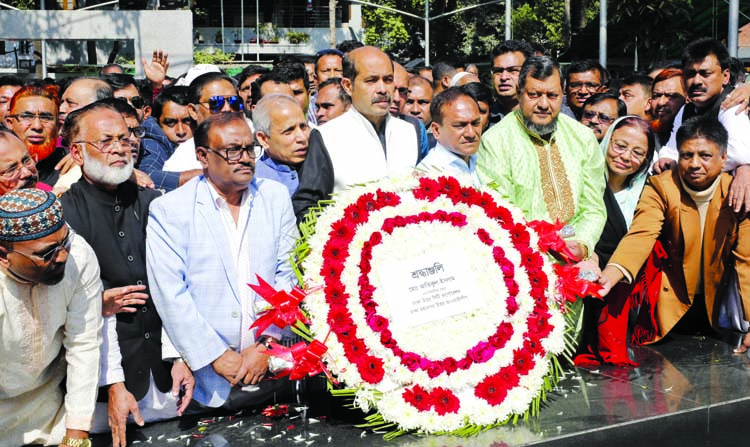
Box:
[372,94,391,104]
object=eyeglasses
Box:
[72,136,135,154]
[129,96,146,110]
[199,95,243,114]
[0,155,36,181]
[581,110,616,125]
[10,112,57,126]
[129,126,145,139]
[491,65,522,75]
[568,82,602,92]
[204,145,262,163]
[12,227,74,266]
[610,141,647,161]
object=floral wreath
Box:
[254,175,597,437]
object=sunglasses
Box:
[200,95,244,114]
[129,96,146,109]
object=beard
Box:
[28,138,57,162]
[520,113,557,137]
[82,150,134,187]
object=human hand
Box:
[170,360,194,415]
[143,49,169,88]
[721,83,750,115]
[597,266,624,297]
[130,169,155,189]
[54,153,77,174]
[728,165,750,218]
[652,157,675,174]
[108,382,144,447]
[575,257,601,278]
[564,240,588,263]
[238,343,271,386]
[102,285,148,317]
[211,349,244,385]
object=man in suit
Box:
[146,112,298,410]
[599,115,750,343]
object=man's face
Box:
[401,82,433,124]
[257,102,309,165]
[344,48,394,125]
[192,79,239,123]
[198,120,256,193]
[477,100,491,131]
[287,78,310,115]
[239,73,263,111]
[71,110,133,189]
[0,85,21,121]
[492,51,526,99]
[431,96,482,158]
[390,64,409,116]
[518,71,563,135]
[651,76,686,125]
[0,135,38,194]
[580,98,619,142]
[59,79,100,125]
[304,62,318,95]
[683,54,729,109]
[114,84,148,121]
[123,115,141,163]
[565,70,603,111]
[316,54,343,83]
[678,136,726,190]
[619,84,650,119]
[159,101,195,145]
[315,84,349,125]
[2,225,71,285]
[5,96,59,162]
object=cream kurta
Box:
[0,234,103,447]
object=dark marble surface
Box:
[92,333,750,447]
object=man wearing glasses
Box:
[489,40,533,124]
[4,84,67,187]
[0,188,103,447]
[0,128,45,194]
[163,72,244,174]
[563,60,608,120]
[147,112,297,413]
[580,92,627,142]
[60,102,193,447]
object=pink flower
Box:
[401,352,422,371]
[468,342,495,364]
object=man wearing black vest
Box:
[59,101,194,447]
[653,37,750,215]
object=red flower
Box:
[476,228,494,245]
[431,387,460,415]
[359,356,385,384]
[437,176,461,195]
[401,352,421,371]
[426,361,445,378]
[330,219,355,241]
[344,338,368,359]
[403,384,433,411]
[457,356,473,370]
[325,282,348,306]
[488,205,513,224]
[441,356,459,374]
[496,322,514,341]
[359,283,376,300]
[327,306,354,333]
[499,259,515,278]
[262,404,289,418]
[510,223,530,246]
[522,251,544,270]
[321,260,343,283]
[322,241,349,263]
[504,278,519,297]
[506,295,519,315]
[475,373,508,405]
[523,338,545,356]
[357,192,379,212]
[368,231,383,245]
[496,365,520,387]
[448,212,468,227]
[488,328,511,348]
[513,349,535,374]
[375,190,401,207]
[367,314,388,332]
[380,329,397,347]
[467,342,494,364]
[343,202,368,224]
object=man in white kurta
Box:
[0,189,103,447]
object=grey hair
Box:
[253,94,300,136]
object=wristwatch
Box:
[61,436,92,447]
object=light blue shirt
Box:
[416,142,481,186]
[255,154,299,196]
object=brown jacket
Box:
[609,169,750,342]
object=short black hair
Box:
[620,74,654,97]
[458,82,493,106]
[96,97,139,121]
[432,61,457,89]
[430,87,475,125]
[518,56,562,92]
[490,40,533,61]
[235,64,271,86]
[317,77,351,106]
[99,63,125,76]
[187,72,237,104]
[682,37,731,80]
[250,71,289,108]
[676,115,728,155]
[0,75,23,88]
[194,112,247,150]
[274,62,310,92]
[337,40,364,54]
[583,92,627,118]
[565,59,609,89]
[729,57,745,85]
[152,85,190,120]
[102,73,153,107]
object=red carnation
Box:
[504,278,519,297]
[467,342,494,364]
[380,329,397,347]
[403,384,433,411]
[499,259,515,278]
[448,212,468,227]
[457,356,473,370]
[359,356,385,384]
[441,356,459,374]
[431,387,460,415]
[496,322,514,340]
[476,228,494,245]
[475,374,508,406]
[401,352,422,371]
[506,295,519,314]
[426,361,445,378]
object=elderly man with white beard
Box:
[59,102,193,447]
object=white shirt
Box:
[416,142,482,186]
[658,104,750,172]
[162,118,256,173]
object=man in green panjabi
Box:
[477,56,606,342]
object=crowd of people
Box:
[1,34,749,447]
